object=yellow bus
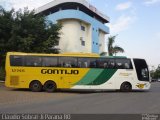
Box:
[5,52,151,92]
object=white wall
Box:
[99,30,106,53]
[58,19,92,53]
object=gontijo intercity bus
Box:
[5,52,151,92]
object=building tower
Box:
[36,0,110,54]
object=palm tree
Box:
[107,35,124,56]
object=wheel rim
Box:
[47,84,54,90]
[33,83,39,89]
[30,81,42,92]
[121,83,132,92]
[124,84,130,90]
[44,81,56,92]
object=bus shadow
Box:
[8,88,150,94]
[11,88,32,92]
[9,88,96,94]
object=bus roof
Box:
[101,56,127,59]
[7,52,127,58]
[7,52,100,57]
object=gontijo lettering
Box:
[41,69,79,75]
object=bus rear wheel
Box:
[44,81,57,93]
[120,82,132,92]
[29,80,42,92]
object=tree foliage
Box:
[107,35,124,56]
[151,65,160,79]
[0,6,62,66]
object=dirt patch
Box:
[0,81,5,87]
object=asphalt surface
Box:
[0,82,160,114]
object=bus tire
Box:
[120,82,132,92]
[29,80,42,92]
[44,80,57,93]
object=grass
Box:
[0,67,5,81]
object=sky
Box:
[0,0,160,68]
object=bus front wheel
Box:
[29,80,42,92]
[44,81,57,93]
[120,82,132,92]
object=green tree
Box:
[153,65,160,79]
[0,6,14,63]
[0,6,62,66]
[107,35,124,56]
[0,7,62,80]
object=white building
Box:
[36,0,110,54]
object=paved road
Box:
[0,82,160,114]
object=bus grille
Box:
[10,76,19,86]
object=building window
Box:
[80,37,85,46]
[81,26,85,31]
[81,41,85,46]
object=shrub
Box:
[0,67,5,81]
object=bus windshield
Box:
[133,59,150,82]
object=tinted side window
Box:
[59,57,78,68]
[115,59,133,69]
[10,55,23,66]
[108,59,115,69]
[24,56,42,67]
[78,58,97,68]
[42,57,58,67]
[126,59,133,69]
[97,58,109,68]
